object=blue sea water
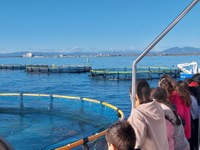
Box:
[0,55,200,149]
[0,55,200,116]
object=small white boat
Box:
[177,61,199,79]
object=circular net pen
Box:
[90,66,180,80]
[0,93,124,150]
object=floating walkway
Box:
[90,66,180,80]
[26,65,91,73]
[0,64,92,73]
[0,64,26,70]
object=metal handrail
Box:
[131,0,200,149]
[131,0,199,109]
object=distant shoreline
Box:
[0,53,200,58]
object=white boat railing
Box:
[131,0,199,148]
[177,61,199,74]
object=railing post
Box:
[49,94,54,112]
[20,93,24,111]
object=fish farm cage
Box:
[0,64,92,73]
[90,66,180,80]
[0,64,26,70]
[26,65,92,73]
[0,93,124,150]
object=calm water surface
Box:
[0,55,199,149]
[0,55,200,117]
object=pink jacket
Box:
[165,119,174,150]
[159,103,174,150]
[159,103,189,150]
[170,91,191,139]
[128,100,169,150]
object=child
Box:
[158,75,191,140]
[151,87,190,150]
[150,87,175,150]
[128,80,168,150]
[106,121,136,150]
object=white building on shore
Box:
[22,52,33,58]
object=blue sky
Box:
[0,0,199,53]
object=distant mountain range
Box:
[0,47,200,57]
[160,47,200,55]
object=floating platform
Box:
[0,64,92,73]
[26,65,92,73]
[0,64,26,70]
[90,66,180,80]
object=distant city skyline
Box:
[0,0,199,53]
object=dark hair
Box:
[151,87,184,126]
[106,121,136,150]
[150,87,167,102]
[150,87,172,110]
[150,87,182,126]
[192,73,200,82]
[136,80,151,104]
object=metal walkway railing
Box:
[130,0,200,148]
